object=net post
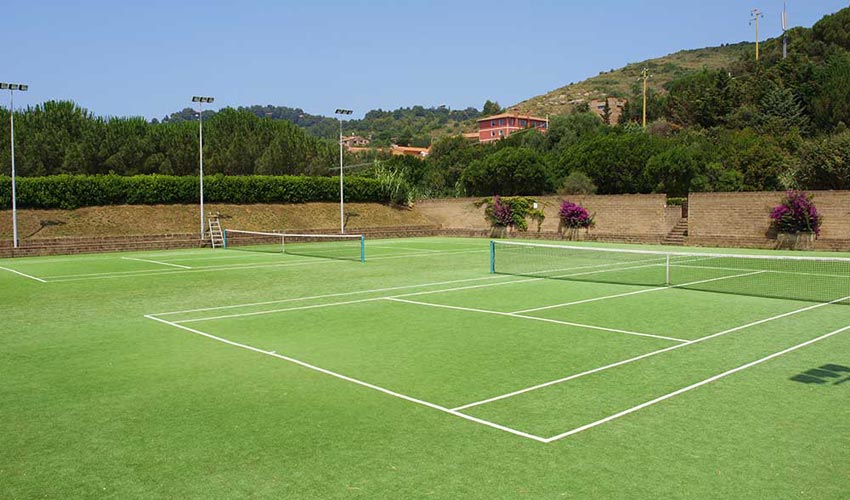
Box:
[360,235,365,262]
[665,253,670,286]
[222,229,227,249]
[490,240,495,274]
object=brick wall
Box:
[688,191,850,250]
[417,194,669,243]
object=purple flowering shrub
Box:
[477,195,542,233]
[490,195,514,227]
[559,200,594,229]
[770,190,822,236]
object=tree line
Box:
[2,7,850,201]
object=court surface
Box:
[2,237,848,499]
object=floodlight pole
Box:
[192,96,214,241]
[641,68,650,130]
[3,82,28,249]
[782,2,788,60]
[335,109,352,234]
[750,9,764,62]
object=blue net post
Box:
[360,235,365,262]
[489,240,495,274]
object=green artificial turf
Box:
[1,237,849,499]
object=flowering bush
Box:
[477,195,543,233]
[559,200,594,229]
[770,190,822,236]
[490,195,513,227]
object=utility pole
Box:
[781,2,788,60]
[750,9,764,62]
[641,68,651,130]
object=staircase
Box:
[208,218,224,248]
[663,218,688,246]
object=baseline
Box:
[0,266,48,283]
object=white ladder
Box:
[208,218,224,248]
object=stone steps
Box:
[662,218,689,246]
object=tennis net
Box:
[490,240,850,305]
[224,230,365,262]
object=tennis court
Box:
[2,236,849,498]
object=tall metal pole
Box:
[334,108,352,234]
[750,9,763,62]
[339,117,344,234]
[10,89,17,248]
[192,96,214,241]
[198,100,204,241]
[641,68,649,130]
[782,2,788,60]
[3,83,28,250]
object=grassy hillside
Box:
[511,42,754,117]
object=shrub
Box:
[769,190,822,236]
[476,195,542,232]
[558,200,594,229]
[557,171,597,195]
[0,174,387,209]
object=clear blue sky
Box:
[4,0,848,120]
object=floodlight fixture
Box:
[335,109,352,115]
[192,96,214,103]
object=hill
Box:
[508,42,754,118]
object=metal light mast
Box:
[192,96,215,241]
[334,108,353,234]
[1,82,28,249]
[750,9,764,62]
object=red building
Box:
[477,112,548,143]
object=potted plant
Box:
[558,200,594,240]
[770,190,822,250]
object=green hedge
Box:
[0,174,387,209]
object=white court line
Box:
[371,245,441,253]
[121,256,192,269]
[451,294,850,411]
[152,274,519,316]
[174,296,389,323]
[42,248,486,282]
[45,256,334,279]
[386,297,689,343]
[0,266,48,283]
[160,265,759,325]
[543,322,850,443]
[512,270,766,314]
[144,314,547,443]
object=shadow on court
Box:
[790,364,850,385]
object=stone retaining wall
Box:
[688,191,850,250]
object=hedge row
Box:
[0,174,388,209]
